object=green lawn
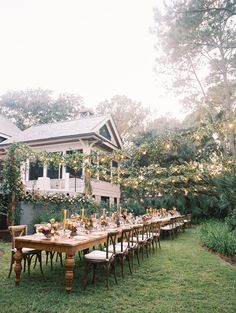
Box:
[0,228,235,313]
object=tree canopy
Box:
[96,95,149,144]
[153,0,236,156]
[0,89,84,130]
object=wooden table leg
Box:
[65,253,75,294]
[14,248,23,287]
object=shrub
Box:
[225,208,236,233]
[198,220,236,257]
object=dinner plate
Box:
[73,235,87,240]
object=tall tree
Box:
[153,0,236,156]
[96,95,149,143]
[146,116,182,136]
[0,89,84,130]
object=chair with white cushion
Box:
[83,230,118,289]
[183,214,192,229]
[132,223,151,260]
[108,227,132,279]
[150,221,161,252]
[161,217,177,240]
[8,225,44,278]
[176,216,185,234]
[129,225,141,269]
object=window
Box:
[101,196,109,205]
[112,160,118,168]
[66,150,83,178]
[29,161,43,180]
[0,136,6,143]
[99,124,111,141]
[47,164,62,179]
[47,152,63,179]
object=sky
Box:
[0,0,185,119]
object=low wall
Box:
[20,202,45,234]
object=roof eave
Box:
[0,132,122,151]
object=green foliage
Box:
[30,200,118,229]
[213,170,236,214]
[121,200,145,216]
[225,208,236,232]
[198,220,236,256]
[31,204,63,226]
[122,192,230,222]
[0,143,24,225]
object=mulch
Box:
[218,253,236,266]
[208,247,236,266]
[202,244,236,266]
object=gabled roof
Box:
[0,114,123,150]
[0,115,21,139]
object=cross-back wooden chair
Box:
[150,221,161,252]
[161,217,177,240]
[183,214,192,229]
[8,225,44,278]
[125,225,142,270]
[108,227,132,279]
[133,223,151,260]
[83,230,118,289]
[176,216,184,234]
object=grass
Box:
[198,220,236,256]
[0,228,236,313]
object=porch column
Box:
[43,164,47,178]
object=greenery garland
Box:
[1,117,236,224]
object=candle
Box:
[63,209,67,230]
[119,207,122,216]
[81,208,85,221]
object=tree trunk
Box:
[219,46,235,157]
[8,191,16,226]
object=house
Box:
[0,115,22,159]
[0,113,123,206]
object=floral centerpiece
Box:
[67,220,78,236]
[38,218,60,239]
[141,214,151,222]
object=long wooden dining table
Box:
[14,231,111,293]
[14,217,171,293]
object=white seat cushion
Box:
[107,243,128,254]
[132,234,149,242]
[120,241,138,249]
[13,248,39,254]
[84,250,113,261]
[161,225,175,230]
